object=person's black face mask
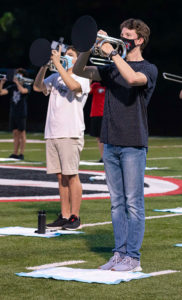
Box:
[121,37,137,53]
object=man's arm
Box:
[51,50,82,93]
[73,51,101,81]
[33,66,48,93]
[0,79,8,96]
[98,34,147,87]
[13,77,29,94]
[111,54,147,86]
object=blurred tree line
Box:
[0,0,182,135]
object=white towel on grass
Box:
[16,266,150,284]
[153,207,182,213]
[0,227,83,238]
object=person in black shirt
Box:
[73,18,158,271]
[0,68,31,160]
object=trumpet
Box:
[163,72,182,84]
[89,57,114,66]
[47,56,68,72]
[0,73,34,85]
[90,34,127,65]
[0,74,6,80]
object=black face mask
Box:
[120,37,137,53]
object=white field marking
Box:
[26,260,86,270]
[146,213,182,219]
[0,193,110,201]
[147,157,182,160]
[83,147,98,150]
[0,149,42,152]
[0,178,109,192]
[0,139,45,143]
[9,161,44,165]
[0,165,46,171]
[80,161,104,166]
[149,270,180,277]
[80,213,182,229]
[150,145,182,148]
[164,175,182,178]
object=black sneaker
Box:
[62,214,81,230]
[46,214,68,230]
[9,154,19,159]
[18,154,24,160]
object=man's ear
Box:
[137,37,144,47]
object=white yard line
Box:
[149,270,180,276]
[26,260,86,270]
[0,139,45,143]
[147,157,182,160]
[150,145,182,148]
[80,213,182,228]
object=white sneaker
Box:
[111,256,142,272]
[98,252,123,270]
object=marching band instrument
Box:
[47,56,68,72]
[29,37,68,70]
[0,73,34,85]
[89,34,126,65]
[71,15,127,66]
[89,57,113,66]
[163,72,182,84]
[0,74,6,80]
[93,34,127,59]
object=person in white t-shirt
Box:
[33,45,90,230]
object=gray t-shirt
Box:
[98,60,158,147]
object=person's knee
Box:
[61,174,70,186]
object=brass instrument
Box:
[163,72,182,84]
[90,34,127,65]
[48,56,68,72]
[0,73,34,85]
[89,57,113,66]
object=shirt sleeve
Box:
[97,65,111,85]
[43,73,57,96]
[139,63,158,90]
[73,75,91,98]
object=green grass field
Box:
[0,132,182,300]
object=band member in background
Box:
[33,45,90,230]
[0,68,31,160]
[73,18,158,270]
[89,81,106,162]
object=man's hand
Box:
[13,76,19,84]
[51,45,62,69]
[97,30,114,57]
[0,78,7,84]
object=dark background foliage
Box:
[0,0,182,135]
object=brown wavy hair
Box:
[120,18,150,51]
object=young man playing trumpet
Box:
[73,18,158,270]
[33,46,90,230]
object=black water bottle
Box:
[36,210,46,234]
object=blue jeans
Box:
[103,144,147,260]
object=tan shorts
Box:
[46,138,84,175]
